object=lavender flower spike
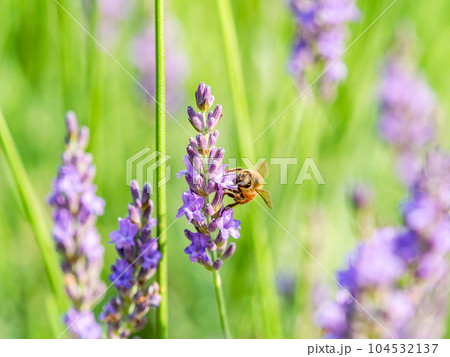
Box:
[378,38,437,185]
[100,180,161,339]
[289,0,359,99]
[48,112,105,339]
[315,150,450,338]
[177,83,241,269]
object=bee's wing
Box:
[256,160,269,179]
[257,189,273,209]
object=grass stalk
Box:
[0,109,67,319]
[216,0,282,338]
[155,0,168,339]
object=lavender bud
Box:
[222,243,236,260]
[189,137,199,150]
[130,180,141,206]
[141,223,152,243]
[128,204,141,226]
[186,145,196,159]
[193,154,204,173]
[213,259,223,270]
[65,111,78,138]
[187,106,204,132]
[196,134,208,153]
[207,241,217,251]
[196,82,215,111]
[208,220,218,233]
[78,127,90,150]
[195,82,205,106]
[208,147,218,161]
[205,180,216,195]
[208,131,219,148]
[214,148,225,162]
[141,183,151,205]
[208,163,218,176]
[124,244,135,261]
[211,189,225,210]
[142,203,153,226]
[350,184,374,211]
[205,204,215,216]
[198,256,213,269]
[215,233,226,247]
[206,105,223,132]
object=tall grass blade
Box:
[216,0,283,338]
[0,108,67,321]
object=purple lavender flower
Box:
[109,218,138,250]
[101,180,161,338]
[378,42,437,185]
[177,83,241,269]
[212,208,241,240]
[184,230,211,263]
[48,112,105,339]
[315,150,450,338]
[290,0,359,98]
[176,191,205,223]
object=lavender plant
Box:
[289,0,359,99]
[177,83,240,338]
[378,42,437,185]
[100,180,161,338]
[315,150,450,338]
[48,112,105,339]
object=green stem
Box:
[216,0,282,338]
[0,109,67,320]
[155,0,168,339]
[86,0,103,151]
[212,267,232,339]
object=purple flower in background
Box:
[131,17,190,111]
[289,0,359,99]
[177,83,241,270]
[65,308,102,339]
[94,2,189,109]
[101,180,161,338]
[96,0,132,47]
[354,228,405,288]
[48,112,105,339]
[378,40,437,185]
[315,150,450,338]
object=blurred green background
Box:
[1,0,450,338]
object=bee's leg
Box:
[226,201,240,209]
[226,168,243,173]
[225,192,236,199]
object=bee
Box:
[225,160,273,209]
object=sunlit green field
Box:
[1,0,450,338]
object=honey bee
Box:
[225,160,273,209]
